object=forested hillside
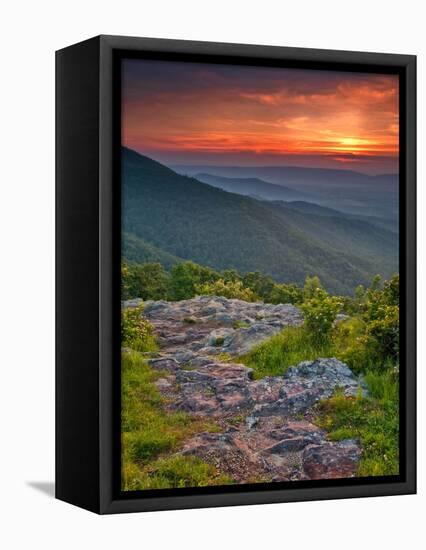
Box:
[122,148,398,295]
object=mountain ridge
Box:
[122,148,398,295]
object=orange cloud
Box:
[122,61,399,173]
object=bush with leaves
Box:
[300,286,342,343]
[195,278,258,302]
[363,274,399,363]
[303,275,323,300]
[121,304,157,352]
[366,304,399,362]
[268,282,303,305]
[336,274,400,369]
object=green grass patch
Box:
[239,317,379,379]
[124,455,233,491]
[364,369,399,402]
[240,326,333,379]
[315,372,399,477]
[121,350,222,491]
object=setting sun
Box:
[122,60,399,174]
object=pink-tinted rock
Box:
[302,439,361,479]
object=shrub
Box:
[195,278,258,302]
[268,282,303,305]
[121,304,157,352]
[303,275,323,300]
[300,288,342,343]
[331,317,375,374]
[367,305,399,362]
[361,274,400,364]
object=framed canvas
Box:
[56,35,416,514]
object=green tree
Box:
[132,263,169,300]
[169,261,219,300]
[121,262,170,300]
[242,271,275,300]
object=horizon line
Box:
[122,146,399,177]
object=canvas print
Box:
[120,59,400,491]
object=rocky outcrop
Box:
[181,419,361,482]
[124,296,365,483]
[128,295,303,357]
[251,358,366,418]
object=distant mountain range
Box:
[122,148,398,295]
[193,173,308,202]
[172,163,399,221]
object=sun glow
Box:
[122,60,399,173]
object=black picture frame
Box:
[56,35,416,514]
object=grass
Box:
[239,326,333,379]
[124,455,232,491]
[122,350,227,491]
[315,372,399,476]
[239,317,375,379]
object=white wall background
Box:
[0,1,423,548]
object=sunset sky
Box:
[121,59,399,175]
